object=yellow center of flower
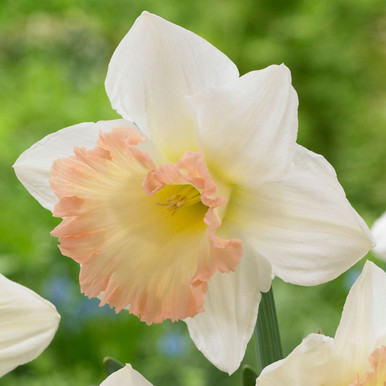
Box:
[156,185,202,214]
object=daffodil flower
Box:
[14,12,373,373]
[100,364,152,386]
[372,212,386,261]
[0,274,60,377]
[255,260,386,385]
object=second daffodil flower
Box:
[255,261,386,385]
[14,12,373,374]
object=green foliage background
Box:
[0,0,385,384]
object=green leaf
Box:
[255,287,283,374]
[103,356,124,375]
[242,365,258,386]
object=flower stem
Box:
[254,286,282,375]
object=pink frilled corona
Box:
[50,127,242,324]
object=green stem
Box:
[254,286,282,375]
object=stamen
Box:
[157,185,201,214]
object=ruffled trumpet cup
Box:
[50,127,242,323]
[14,11,374,373]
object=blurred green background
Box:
[0,0,385,384]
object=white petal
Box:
[13,119,136,211]
[225,145,374,286]
[256,334,336,386]
[333,260,386,373]
[0,274,60,377]
[371,212,386,260]
[189,64,298,186]
[185,238,272,375]
[100,364,153,386]
[105,11,239,161]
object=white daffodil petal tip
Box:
[371,212,386,260]
[0,274,60,377]
[100,364,152,386]
[185,242,272,375]
[333,260,386,365]
[256,334,335,385]
[226,145,374,287]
